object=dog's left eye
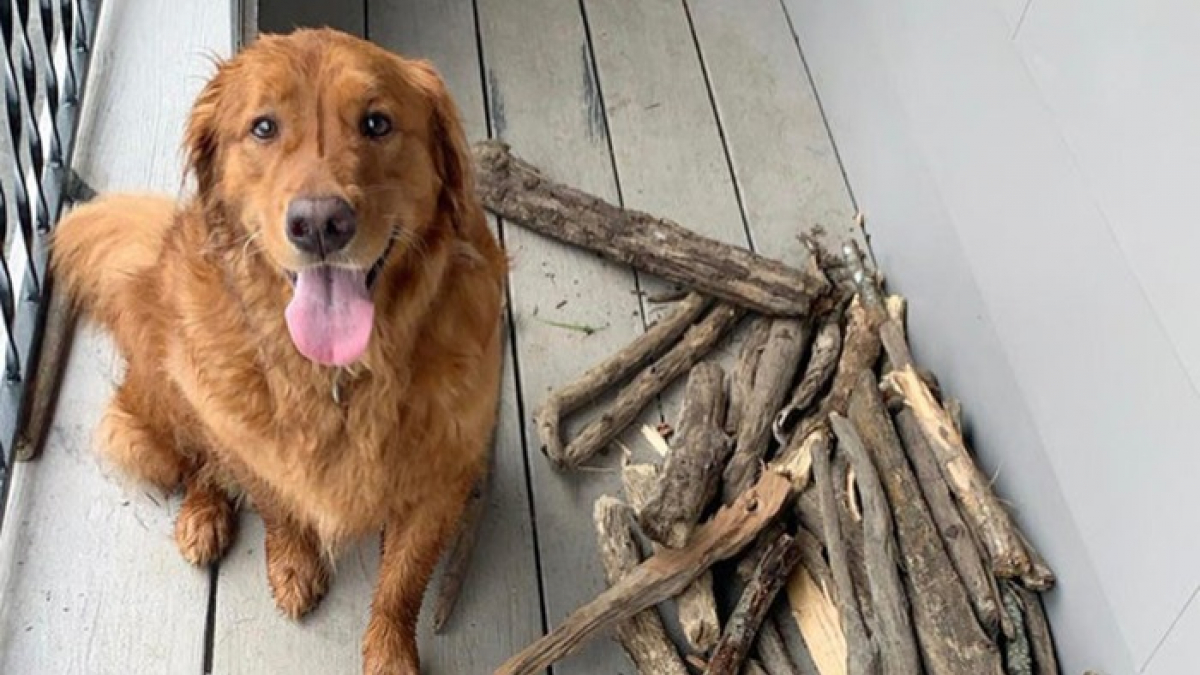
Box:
[360,112,393,139]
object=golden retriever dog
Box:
[51,28,506,674]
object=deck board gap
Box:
[203,564,219,675]
[777,0,861,212]
[681,0,759,253]
[471,0,554,654]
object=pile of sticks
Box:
[469,142,1060,675]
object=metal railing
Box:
[0,0,100,496]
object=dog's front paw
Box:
[265,529,329,619]
[362,617,420,675]
[174,487,235,566]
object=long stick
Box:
[880,320,1031,578]
[432,473,487,632]
[472,141,830,316]
[494,472,792,675]
[847,374,1003,674]
[810,430,877,675]
[894,408,1003,637]
[557,304,743,468]
[640,361,730,548]
[829,414,921,675]
[623,455,722,651]
[533,293,711,464]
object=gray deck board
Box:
[0,1,233,673]
[0,1,863,673]
[686,0,859,263]
[474,0,650,672]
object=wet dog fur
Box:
[51,28,506,674]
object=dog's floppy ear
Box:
[409,60,476,232]
[184,64,229,199]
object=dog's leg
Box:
[174,469,236,566]
[362,499,464,675]
[260,503,330,619]
[97,382,190,492]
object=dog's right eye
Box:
[250,116,278,141]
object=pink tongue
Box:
[285,267,374,366]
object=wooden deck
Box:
[0,1,858,673]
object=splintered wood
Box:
[474,144,1061,675]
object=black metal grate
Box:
[0,0,99,487]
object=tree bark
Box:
[708,534,802,675]
[640,361,731,548]
[494,472,792,675]
[432,472,487,632]
[755,614,803,675]
[894,408,1003,638]
[881,318,1035,578]
[534,292,710,464]
[787,529,849,675]
[775,315,842,443]
[725,318,811,501]
[810,431,878,675]
[1014,586,1059,675]
[729,316,772,436]
[594,496,690,675]
[472,141,831,316]
[848,373,1003,674]
[829,414,922,675]
[559,303,743,468]
[622,462,721,652]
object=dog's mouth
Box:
[284,236,395,290]
[282,237,397,367]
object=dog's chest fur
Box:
[159,214,492,546]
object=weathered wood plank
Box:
[0,2,232,672]
[685,0,860,263]
[474,0,653,672]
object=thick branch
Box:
[847,374,1003,674]
[786,529,850,675]
[494,472,791,675]
[810,431,877,675]
[728,316,772,436]
[894,408,1003,638]
[775,315,842,444]
[829,414,921,675]
[1014,586,1059,675]
[593,496,690,675]
[640,361,731,548]
[432,473,487,632]
[473,141,830,316]
[624,459,722,651]
[882,361,1031,578]
[725,318,811,501]
[534,293,711,463]
[754,615,803,675]
[1000,583,1033,675]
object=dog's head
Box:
[184,29,473,366]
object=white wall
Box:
[788,1,1200,673]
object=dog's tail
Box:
[51,194,176,346]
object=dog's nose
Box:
[286,196,356,255]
